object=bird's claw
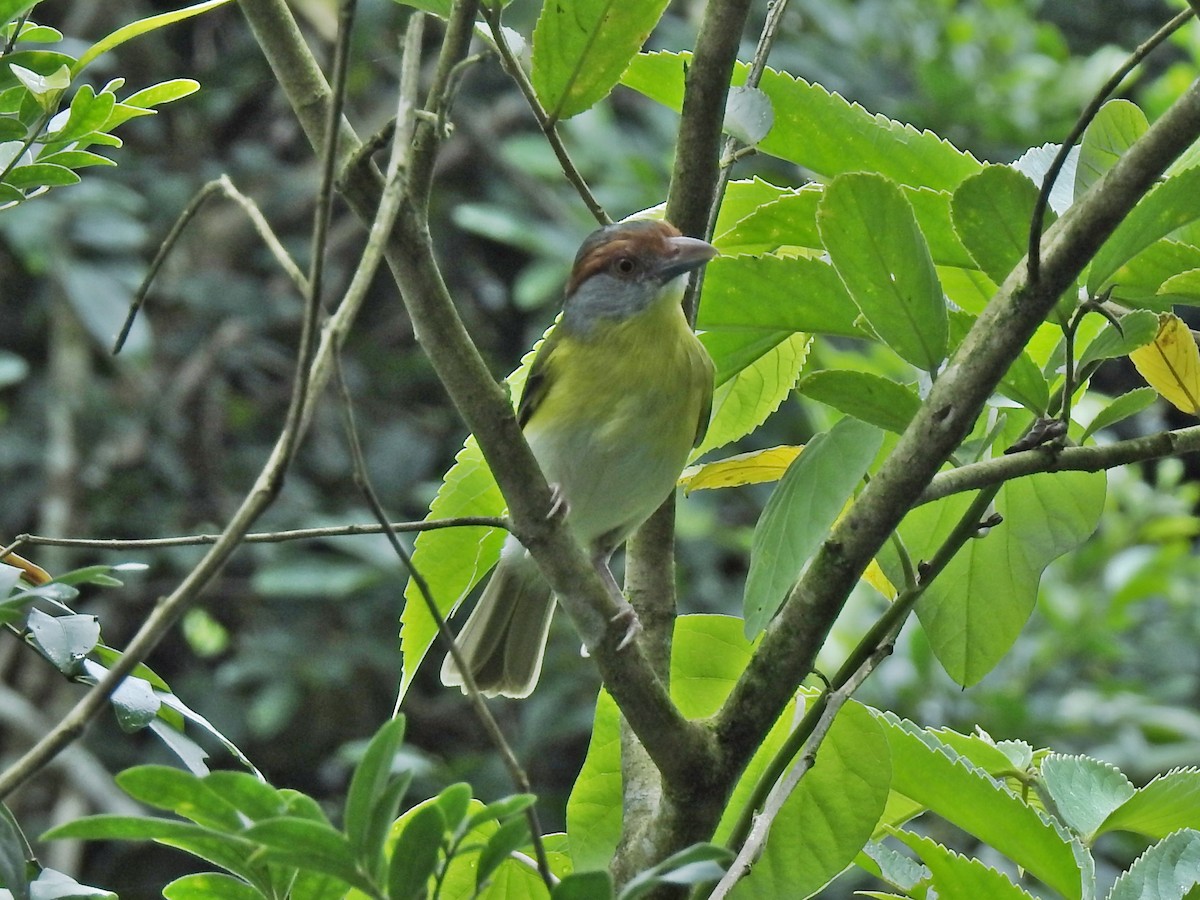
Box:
[611,605,642,652]
[546,483,571,522]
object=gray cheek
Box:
[563,274,650,335]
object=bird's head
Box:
[561,219,718,333]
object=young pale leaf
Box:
[876,713,1084,899]
[951,165,1048,286]
[723,85,773,145]
[81,660,160,732]
[699,254,865,338]
[728,700,891,900]
[1107,829,1200,900]
[818,173,948,373]
[1075,99,1148,199]
[796,370,921,434]
[1089,167,1200,294]
[1159,267,1200,305]
[1083,387,1158,441]
[122,78,200,109]
[1098,769,1200,839]
[531,0,670,121]
[1077,309,1159,370]
[1040,754,1135,841]
[679,445,802,493]
[909,468,1105,686]
[1129,314,1200,414]
[162,872,263,900]
[344,716,407,863]
[622,52,982,190]
[743,417,883,637]
[47,84,115,143]
[891,829,1039,900]
[26,609,100,675]
[388,802,445,900]
[73,0,235,75]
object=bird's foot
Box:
[546,483,571,522]
[611,604,642,651]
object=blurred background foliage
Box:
[2,0,1199,894]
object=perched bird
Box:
[441,219,718,698]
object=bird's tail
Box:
[440,545,555,699]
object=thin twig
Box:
[1027,7,1192,285]
[479,3,609,225]
[333,355,554,889]
[113,175,309,354]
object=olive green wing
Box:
[517,329,563,429]
[692,349,716,448]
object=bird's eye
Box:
[614,256,637,275]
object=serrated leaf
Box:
[1100,770,1200,839]
[1108,830,1200,900]
[679,445,802,493]
[892,829,1039,899]
[622,52,982,189]
[1082,387,1158,441]
[819,173,948,373]
[1077,309,1159,370]
[388,802,445,900]
[796,370,921,434]
[531,0,670,121]
[874,713,1084,899]
[743,417,883,637]
[1090,167,1200,294]
[1075,99,1148,199]
[693,331,809,457]
[951,164,1049,285]
[1011,142,1077,216]
[1040,754,1135,841]
[1129,314,1200,415]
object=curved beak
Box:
[657,235,719,282]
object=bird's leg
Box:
[546,482,570,522]
[593,550,642,651]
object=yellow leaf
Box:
[679,445,803,493]
[862,559,897,601]
[1129,313,1200,415]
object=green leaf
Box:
[467,794,537,831]
[699,254,866,339]
[818,173,948,373]
[476,816,530,891]
[1075,99,1147,199]
[73,0,235,75]
[26,609,99,675]
[568,616,755,871]
[1089,167,1200,294]
[344,716,407,866]
[951,164,1048,286]
[531,0,670,121]
[728,701,891,899]
[1040,754,1134,841]
[743,417,883,637]
[114,766,241,829]
[622,52,983,189]
[386,0,450,15]
[694,331,809,458]
[0,1,39,26]
[902,467,1105,685]
[892,829,1039,899]
[1082,387,1157,441]
[713,187,821,255]
[163,873,264,900]
[1099,769,1200,839]
[242,819,368,893]
[433,782,473,834]
[948,310,1049,414]
[122,78,200,109]
[48,84,115,143]
[81,660,161,732]
[875,713,1084,899]
[3,162,80,188]
[0,802,31,900]
[1076,309,1159,370]
[1107,830,1200,900]
[1159,267,1200,305]
[397,438,507,700]
[37,149,115,169]
[200,772,285,822]
[621,843,733,900]
[388,803,445,900]
[796,370,921,434]
[553,871,615,900]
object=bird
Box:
[440,218,718,698]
